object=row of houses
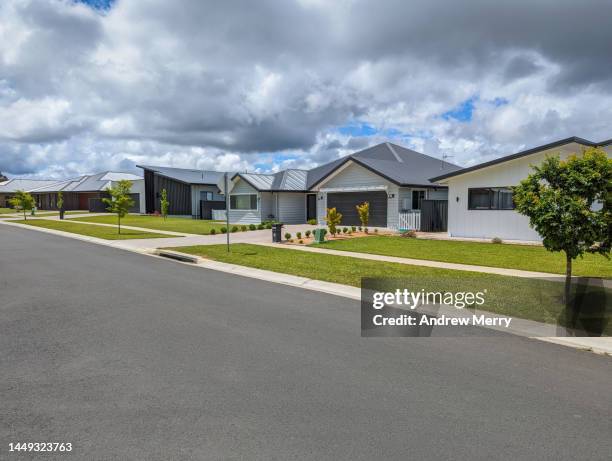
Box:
[2,136,609,241]
[139,136,611,242]
[0,171,146,213]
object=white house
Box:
[430,137,612,242]
[223,142,460,228]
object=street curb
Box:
[2,220,610,356]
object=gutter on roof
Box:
[429,136,606,183]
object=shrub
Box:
[231,226,238,233]
[284,232,292,240]
[401,229,417,238]
[258,223,265,230]
[325,207,342,236]
[358,226,362,231]
[265,222,272,229]
[348,230,352,235]
[356,201,370,228]
[351,226,356,232]
[342,227,348,234]
[374,228,379,234]
[296,232,302,239]
[249,224,256,231]
[305,230,311,238]
[491,237,503,244]
[240,225,247,232]
[307,218,317,225]
[209,228,216,235]
[220,227,227,233]
[299,239,303,244]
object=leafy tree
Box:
[325,207,342,236]
[160,188,169,221]
[57,191,64,219]
[514,148,611,306]
[356,202,370,228]
[9,190,35,220]
[102,180,134,234]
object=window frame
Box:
[229,193,258,211]
[468,187,515,210]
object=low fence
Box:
[398,210,421,230]
[211,209,227,221]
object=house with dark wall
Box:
[138,165,225,218]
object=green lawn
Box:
[0,207,15,214]
[310,235,612,279]
[70,214,229,235]
[14,219,174,240]
[168,244,609,333]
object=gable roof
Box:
[137,164,224,185]
[308,142,461,188]
[232,169,309,192]
[0,178,58,193]
[430,136,611,183]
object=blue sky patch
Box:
[75,0,114,10]
[441,96,477,122]
[338,122,378,137]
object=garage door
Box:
[327,191,387,227]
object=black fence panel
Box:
[420,200,448,232]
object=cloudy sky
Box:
[1,0,611,178]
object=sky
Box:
[1,0,611,179]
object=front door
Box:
[306,194,317,221]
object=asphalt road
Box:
[1,225,611,460]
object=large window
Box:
[230,194,257,210]
[200,190,224,201]
[468,188,515,210]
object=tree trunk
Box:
[564,252,572,308]
[118,215,121,234]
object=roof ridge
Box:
[385,142,403,163]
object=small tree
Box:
[514,148,611,307]
[57,191,64,219]
[102,180,134,234]
[325,207,342,236]
[160,188,169,221]
[9,190,34,220]
[356,202,370,229]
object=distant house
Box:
[430,137,612,242]
[0,179,57,208]
[137,165,225,218]
[0,172,145,213]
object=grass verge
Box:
[71,214,229,235]
[168,243,610,333]
[310,235,612,279]
[14,219,175,240]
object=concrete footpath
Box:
[2,219,610,355]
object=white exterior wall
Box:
[191,184,221,218]
[228,179,261,224]
[116,179,145,214]
[275,193,306,224]
[444,143,595,241]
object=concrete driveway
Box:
[1,225,611,460]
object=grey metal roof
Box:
[26,172,142,193]
[138,164,224,185]
[0,179,58,193]
[234,169,309,191]
[308,142,461,188]
[429,136,611,183]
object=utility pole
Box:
[225,172,230,252]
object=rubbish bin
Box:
[272,223,284,243]
[313,228,327,244]
[31,207,37,216]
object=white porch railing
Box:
[398,210,421,231]
[211,209,227,221]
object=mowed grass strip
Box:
[168,244,609,331]
[14,219,174,240]
[311,235,612,279]
[71,214,227,235]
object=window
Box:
[468,188,515,210]
[200,190,224,201]
[412,190,426,210]
[230,194,257,210]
